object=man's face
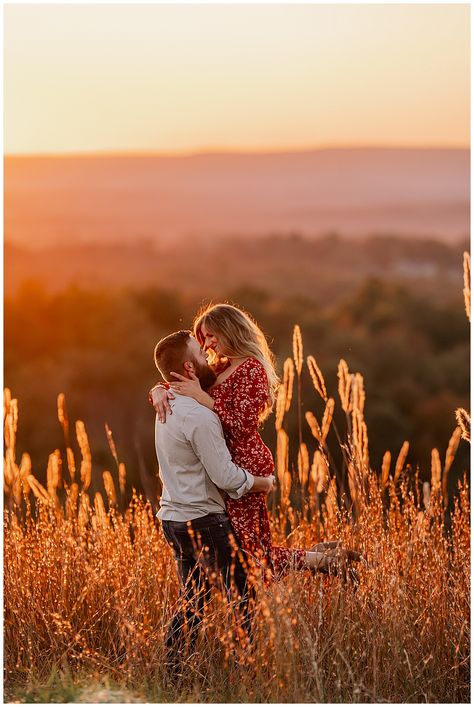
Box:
[186,337,217,390]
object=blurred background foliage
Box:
[5,233,469,502]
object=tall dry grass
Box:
[3,330,470,703]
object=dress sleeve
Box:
[212,359,269,441]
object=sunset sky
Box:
[4,3,470,155]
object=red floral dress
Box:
[210,358,306,579]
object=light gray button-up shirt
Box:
[155,393,255,521]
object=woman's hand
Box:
[169,371,215,410]
[169,371,203,398]
[149,385,175,423]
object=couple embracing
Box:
[151,303,360,660]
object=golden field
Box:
[3,320,470,703]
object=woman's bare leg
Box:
[309,541,341,552]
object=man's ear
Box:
[183,360,195,375]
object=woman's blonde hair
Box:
[193,303,279,420]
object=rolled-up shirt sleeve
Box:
[184,407,254,498]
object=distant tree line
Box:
[5,273,469,504]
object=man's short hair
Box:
[154,330,192,381]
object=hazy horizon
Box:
[5,147,469,250]
[5,144,470,159]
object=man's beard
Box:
[193,359,217,391]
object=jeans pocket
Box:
[215,521,237,546]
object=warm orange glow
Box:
[4,4,469,155]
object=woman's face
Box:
[200,323,222,357]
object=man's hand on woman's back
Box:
[250,475,275,494]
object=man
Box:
[153,330,273,659]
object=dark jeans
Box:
[161,512,251,657]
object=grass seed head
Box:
[423,481,431,511]
[455,408,470,443]
[4,387,11,415]
[276,429,289,487]
[430,448,442,493]
[381,451,391,487]
[321,398,335,442]
[463,251,470,321]
[274,384,286,430]
[351,373,366,413]
[292,325,303,375]
[313,450,329,493]
[66,447,76,482]
[94,492,108,528]
[306,355,328,401]
[103,471,117,507]
[297,443,310,487]
[325,477,339,519]
[394,441,410,482]
[337,359,352,413]
[105,423,120,468]
[444,426,462,473]
[26,475,50,504]
[57,393,69,438]
[76,421,91,461]
[282,357,295,412]
[305,411,322,442]
[119,463,127,496]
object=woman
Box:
[152,303,359,581]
